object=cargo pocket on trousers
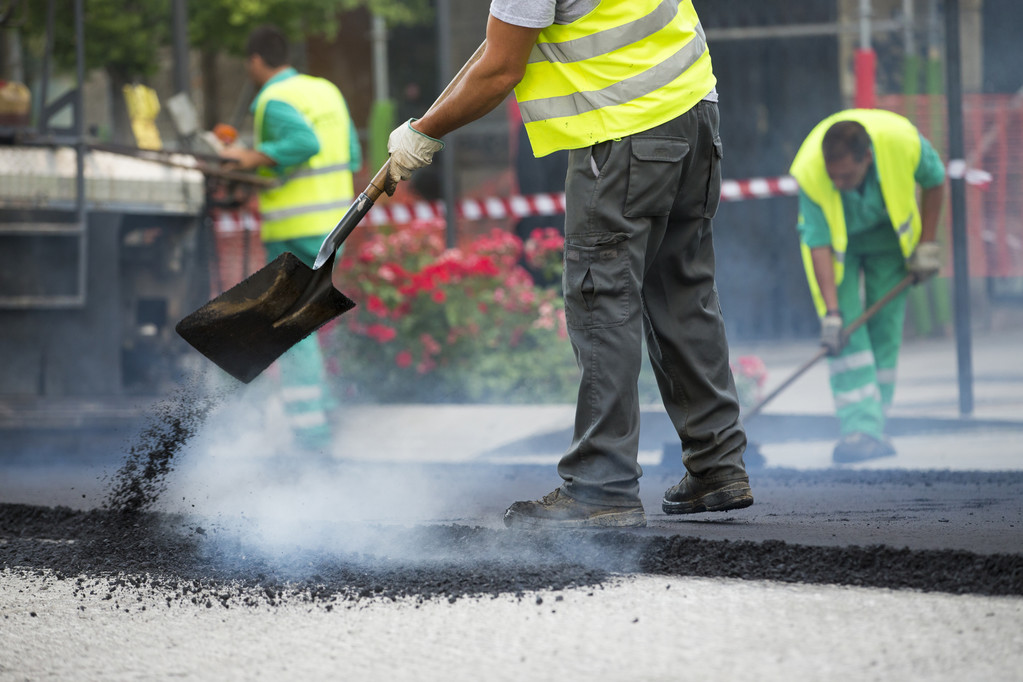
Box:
[624,136,688,218]
[703,138,723,219]
[564,233,630,330]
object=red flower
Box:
[395,350,413,368]
[365,323,397,343]
[431,289,447,303]
[367,295,389,317]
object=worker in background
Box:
[789,110,944,464]
[385,0,754,528]
[221,24,362,457]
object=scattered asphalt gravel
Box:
[3,380,1021,610]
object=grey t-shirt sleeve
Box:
[490,0,597,28]
[490,0,555,28]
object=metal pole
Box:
[171,0,190,96]
[859,0,872,49]
[37,0,55,135]
[371,14,388,103]
[903,0,915,58]
[855,0,877,108]
[437,0,457,248]
[943,0,974,416]
[74,0,87,304]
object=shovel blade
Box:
[176,252,356,383]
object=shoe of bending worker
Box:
[503,488,646,529]
[832,432,896,464]
[661,474,754,515]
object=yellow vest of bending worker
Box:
[789,109,923,317]
[515,0,716,157]
[254,75,354,242]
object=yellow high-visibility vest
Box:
[790,109,923,317]
[515,0,716,157]
[254,74,354,242]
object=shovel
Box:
[176,41,486,384]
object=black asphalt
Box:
[3,417,1022,605]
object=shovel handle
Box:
[741,274,916,421]
[315,41,490,269]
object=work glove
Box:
[385,118,444,195]
[906,241,942,283]
[820,311,844,356]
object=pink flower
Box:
[377,264,401,282]
[395,350,413,368]
[420,333,442,356]
[737,355,768,385]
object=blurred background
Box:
[1,0,1021,450]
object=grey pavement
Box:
[321,322,1023,472]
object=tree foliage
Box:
[19,0,433,79]
[22,0,171,80]
[190,0,433,55]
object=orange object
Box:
[213,123,238,145]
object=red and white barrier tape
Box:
[947,160,994,187]
[215,166,993,230]
[367,167,991,225]
[366,192,566,226]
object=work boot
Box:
[832,432,896,464]
[503,488,646,529]
[661,475,753,515]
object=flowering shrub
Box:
[327,219,578,403]
[325,218,769,408]
[731,355,768,410]
[523,227,566,286]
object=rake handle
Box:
[742,274,916,421]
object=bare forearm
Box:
[920,184,944,243]
[413,16,540,140]
[413,66,516,139]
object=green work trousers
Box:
[830,236,908,438]
[264,236,335,451]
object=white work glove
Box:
[385,118,444,194]
[906,241,942,282]
[820,311,844,356]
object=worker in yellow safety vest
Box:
[790,109,945,463]
[384,0,754,528]
[221,24,361,457]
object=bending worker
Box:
[789,109,944,464]
[221,24,361,455]
[386,0,754,527]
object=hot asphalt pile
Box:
[3,500,1021,608]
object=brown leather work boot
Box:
[662,475,753,515]
[504,488,646,529]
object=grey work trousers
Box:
[558,101,748,507]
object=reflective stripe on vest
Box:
[254,74,355,242]
[289,162,352,180]
[790,109,923,317]
[514,0,716,157]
